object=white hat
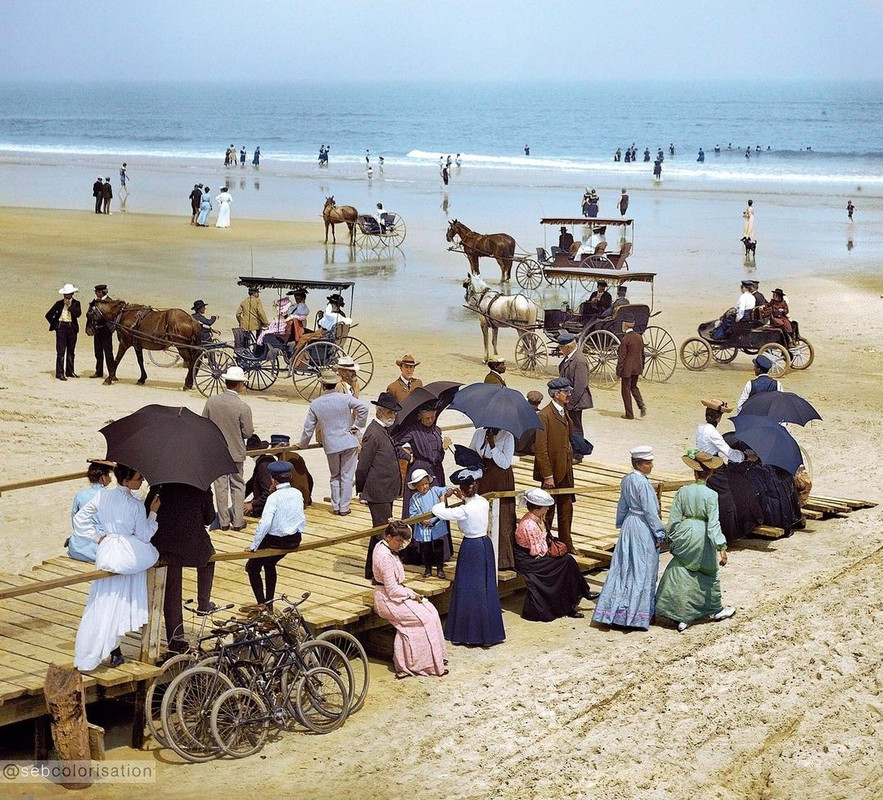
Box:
[336,355,360,372]
[221,366,247,382]
[407,468,432,489]
[630,445,654,461]
[518,488,555,508]
[58,283,79,294]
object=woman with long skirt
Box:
[470,426,517,570]
[196,187,212,226]
[372,521,448,678]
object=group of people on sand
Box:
[188,183,233,227]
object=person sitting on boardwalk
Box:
[513,488,595,621]
[655,451,736,633]
[372,520,448,679]
[244,434,275,518]
[67,459,114,563]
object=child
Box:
[407,469,450,579]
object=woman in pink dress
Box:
[372,520,447,678]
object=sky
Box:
[1,0,881,83]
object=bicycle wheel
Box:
[210,687,270,758]
[315,630,370,713]
[160,666,233,762]
[297,640,354,707]
[293,667,350,734]
[145,653,197,748]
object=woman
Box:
[395,402,451,525]
[215,186,232,228]
[433,469,505,647]
[407,469,450,579]
[767,288,793,337]
[592,446,666,631]
[470,425,516,570]
[252,146,261,166]
[196,186,212,226]
[655,451,736,633]
[372,520,447,678]
[742,199,755,240]
[67,459,113,562]
[73,464,160,671]
[513,488,593,621]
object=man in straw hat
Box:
[696,399,744,464]
[483,356,507,386]
[202,365,254,530]
[296,369,369,516]
[387,353,424,404]
[45,283,82,380]
[616,317,646,420]
[735,354,782,414]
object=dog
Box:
[741,236,757,259]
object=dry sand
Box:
[2,206,883,800]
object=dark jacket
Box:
[45,299,82,333]
[147,484,216,567]
[92,180,103,198]
[245,454,275,516]
[616,329,644,378]
[356,420,401,503]
[559,350,593,411]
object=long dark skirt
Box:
[707,463,763,544]
[478,459,516,570]
[513,544,591,621]
[444,537,505,646]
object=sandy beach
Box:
[1,163,883,799]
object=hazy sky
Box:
[2,0,881,83]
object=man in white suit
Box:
[296,370,369,515]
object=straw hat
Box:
[682,450,723,471]
[701,398,732,413]
[319,369,340,385]
[58,283,79,295]
[396,354,420,367]
[518,488,555,508]
[221,366,247,382]
[407,468,432,489]
[336,355,360,372]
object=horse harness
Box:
[471,286,504,329]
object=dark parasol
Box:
[394,381,462,427]
[726,414,803,475]
[738,391,821,426]
[448,383,544,438]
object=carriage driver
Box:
[191,300,217,344]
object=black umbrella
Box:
[100,404,237,490]
[394,381,461,427]
[738,391,821,426]
[728,414,803,475]
[448,383,543,438]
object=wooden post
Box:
[490,497,500,585]
[131,681,147,750]
[33,714,51,760]
[140,565,167,663]
[87,723,106,760]
[44,664,92,787]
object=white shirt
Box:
[736,291,756,322]
[250,483,306,550]
[736,378,782,414]
[73,486,158,543]
[469,428,515,470]
[319,305,352,332]
[695,422,744,463]
[432,493,490,538]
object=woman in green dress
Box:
[656,450,736,633]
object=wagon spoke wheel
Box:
[515,259,543,291]
[242,355,280,392]
[679,338,711,371]
[584,330,620,389]
[290,342,346,400]
[641,326,677,383]
[544,270,568,288]
[514,332,548,377]
[148,348,182,368]
[758,342,791,377]
[711,345,738,364]
[339,337,374,390]
[386,215,406,247]
[194,348,235,397]
[788,337,814,370]
[354,222,373,250]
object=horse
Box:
[463,273,539,362]
[446,219,516,282]
[323,196,358,245]
[88,299,202,390]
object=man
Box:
[749,280,767,308]
[735,355,782,413]
[514,390,543,456]
[735,280,756,322]
[557,332,593,463]
[616,318,646,420]
[269,433,313,506]
[555,226,574,255]
[386,353,423,404]
[87,284,115,379]
[599,285,628,321]
[45,283,82,380]
[189,184,203,225]
[239,147,246,167]
[356,392,403,579]
[297,370,369,516]
[202,365,254,531]
[533,377,576,554]
[582,280,612,316]
[236,287,269,339]
[191,300,217,343]
[119,163,129,195]
[101,177,113,214]
[484,357,507,386]
[243,434,275,518]
[92,177,103,214]
[618,188,629,217]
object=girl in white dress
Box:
[215,186,232,228]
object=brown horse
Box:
[323,196,358,245]
[88,299,202,390]
[446,219,516,282]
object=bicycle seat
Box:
[239,603,268,614]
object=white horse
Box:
[463,273,539,361]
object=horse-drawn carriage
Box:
[192,277,375,399]
[323,196,406,251]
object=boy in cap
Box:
[484,357,507,386]
[735,355,782,414]
[46,283,82,380]
[88,284,115,379]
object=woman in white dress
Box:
[73,464,160,671]
[215,186,232,228]
[742,199,755,239]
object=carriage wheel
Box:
[339,336,375,390]
[711,345,738,364]
[290,342,347,400]
[584,330,620,389]
[679,338,711,371]
[194,348,235,397]
[758,342,790,377]
[641,326,677,383]
[386,216,406,247]
[514,332,548,377]
[242,355,280,392]
[788,337,814,370]
[354,224,374,250]
[148,348,182,368]
[515,259,543,291]
[544,270,568,288]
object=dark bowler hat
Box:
[191,300,207,311]
[327,293,345,306]
[94,284,108,293]
[449,467,481,486]
[270,434,291,445]
[371,392,401,412]
[597,280,608,287]
[772,287,785,296]
[548,377,573,392]
[246,433,269,450]
[268,461,293,477]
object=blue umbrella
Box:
[739,391,821,426]
[728,415,803,475]
[448,383,543,438]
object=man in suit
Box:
[297,370,369,516]
[483,357,507,386]
[45,283,82,380]
[101,177,113,214]
[92,177,103,213]
[189,184,203,225]
[557,332,593,463]
[533,377,577,554]
[386,353,423,404]
[202,366,254,530]
[616,318,646,420]
[87,284,115,379]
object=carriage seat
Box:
[232,327,257,352]
[537,246,551,263]
[606,242,633,270]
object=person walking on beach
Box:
[742,199,755,240]
[215,186,232,228]
[616,318,646,420]
[189,184,203,225]
[239,146,246,167]
[196,186,212,226]
[618,188,629,217]
[101,178,113,214]
[92,177,103,214]
[653,159,662,181]
[440,164,449,186]
[847,200,855,221]
[252,146,261,167]
[46,283,82,380]
[119,163,129,195]
[87,284,115,379]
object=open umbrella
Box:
[100,404,236,490]
[738,391,821,426]
[395,381,461,427]
[448,383,543,438]
[727,414,803,475]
